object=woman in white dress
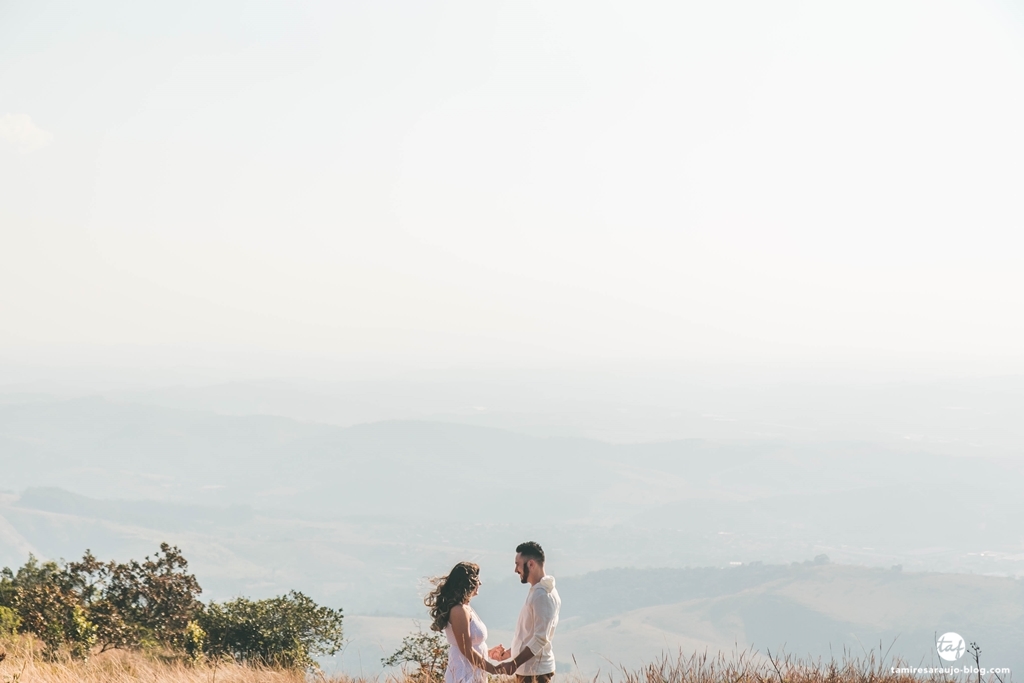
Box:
[425,562,509,683]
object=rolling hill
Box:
[3,395,1024,676]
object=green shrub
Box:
[65,604,98,659]
[1,546,344,668]
[0,544,202,658]
[199,590,343,670]
[0,605,21,635]
[90,543,203,650]
[182,620,206,663]
[3,555,95,657]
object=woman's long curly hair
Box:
[425,561,481,632]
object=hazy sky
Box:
[3,0,1024,378]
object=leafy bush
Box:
[182,620,206,662]
[199,591,343,670]
[382,628,448,683]
[0,605,22,635]
[98,544,203,649]
[0,545,342,670]
[0,554,96,657]
[0,544,202,658]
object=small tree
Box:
[199,591,343,670]
[1,552,96,659]
[63,550,132,652]
[0,544,203,658]
[0,545,346,670]
[2,555,97,658]
[383,628,448,683]
[99,543,203,649]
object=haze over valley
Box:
[4,0,1024,678]
[3,375,1024,675]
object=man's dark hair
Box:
[516,541,545,564]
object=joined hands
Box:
[488,644,511,661]
[487,644,515,675]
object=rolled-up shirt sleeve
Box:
[525,590,557,655]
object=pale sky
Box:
[2,0,1024,379]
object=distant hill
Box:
[105,375,1024,456]
[4,396,1023,515]
[3,396,1024,675]
[16,487,254,530]
[3,398,1024,582]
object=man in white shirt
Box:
[491,542,561,683]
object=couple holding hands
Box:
[426,542,561,683]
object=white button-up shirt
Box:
[511,575,561,676]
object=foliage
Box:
[0,605,21,635]
[93,543,204,649]
[0,546,342,670]
[182,620,206,663]
[0,544,202,658]
[0,554,96,657]
[199,591,344,670]
[382,628,448,683]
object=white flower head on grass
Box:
[0,113,53,153]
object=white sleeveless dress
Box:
[444,606,489,683]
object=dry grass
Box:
[0,636,332,683]
[0,637,995,683]
[596,647,971,683]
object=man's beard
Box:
[519,566,529,584]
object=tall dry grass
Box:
[0,637,994,683]
[0,635,342,683]
[602,647,970,683]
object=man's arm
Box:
[502,646,534,674]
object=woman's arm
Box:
[447,605,500,674]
